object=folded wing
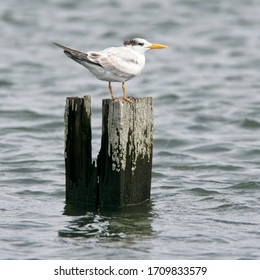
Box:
[54,43,144,81]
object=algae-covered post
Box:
[64,96,153,210]
[97,98,153,210]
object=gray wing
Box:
[53,42,103,68]
[54,43,143,79]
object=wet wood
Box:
[64,96,97,209]
[97,98,153,210]
[64,96,153,211]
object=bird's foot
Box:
[122,97,133,103]
[111,97,133,103]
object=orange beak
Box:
[147,43,168,49]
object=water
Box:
[0,0,260,259]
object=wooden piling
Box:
[64,96,97,209]
[97,98,153,210]
[64,96,153,210]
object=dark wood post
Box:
[64,96,97,209]
[64,96,153,211]
[97,98,153,210]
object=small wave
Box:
[228,181,260,190]
[189,187,219,196]
[0,79,13,87]
[209,218,256,226]
[241,118,260,129]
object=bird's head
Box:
[123,38,168,54]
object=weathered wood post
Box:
[64,96,153,211]
[64,96,97,209]
[97,98,153,210]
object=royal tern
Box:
[54,38,167,101]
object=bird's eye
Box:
[138,42,144,46]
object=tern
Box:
[54,38,167,101]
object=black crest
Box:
[124,39,144,47]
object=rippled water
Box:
[1,0,260,259]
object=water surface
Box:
[0,0,260,259]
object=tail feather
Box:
[53,42,102,67]
[53,42,84,59]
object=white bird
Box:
[54,38,167,101]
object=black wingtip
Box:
[53,42,63,48]
[64,50,73,58]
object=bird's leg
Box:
[122,82,132,102]
[108,82,115,100]
[122,82,127,99]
